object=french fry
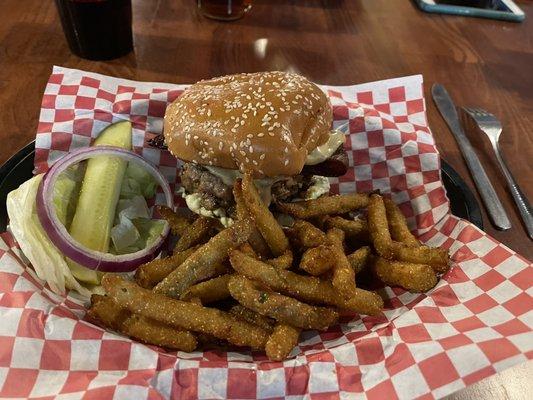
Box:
[230,250,383,315]
[299,245,335,276]
[373,257,438,292]
[102,274,269,349]
[241,174,289,256]
[276,193,369,219]
[325,216,369,241]
[347,246,371,274]
[391,243,450,273]
[310,215,329,230]
[383,198,420,247]
[134,245,199,289]
[287,220,327,249]
[154,219,253,298]
[229,305,275,333]
[156,205,191,236]
[228,275,339,330]
[238,242,258,258]
[180,274,232,304]
[265,324,301,361]
[175,216,218,252]
[327,228,357,298]
[367,194,394,259]
[233,179,271,257]
[88,295,198,352]
[266,249,293,270]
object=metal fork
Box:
[463,107,533,239]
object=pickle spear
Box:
[67,121,132,283]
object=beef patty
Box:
[179,163,317,213]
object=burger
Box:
[163,71,348,225]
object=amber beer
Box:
[198,0,252,21]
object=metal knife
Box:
[431,84,511,230]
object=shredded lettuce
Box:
[110,166,163,255]
[7,174,92,297]
[120,162,158,199]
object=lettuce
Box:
[6,174,92,297]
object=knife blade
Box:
[431,83,511,230]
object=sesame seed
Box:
[284,160,289,166]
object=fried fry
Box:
[391,243,450,273]
[88,295,197,352]
[175,216,218,252]
[156,205,191,236]
[180,274,232,304]
[383,198,420,247]
[276,193,369,219]
[233,179,271,257]
[347,246,371,274]
[230,250,383,315]
[265,324,301,361]
[299,245,335,276]
[327,228,357,298]
[373,257,438,292]
[229,305,275,333]
[287,220,327,249]
[228,275,339,330]
[154,219,253,298]
[238,242,258,258]
[102,274,269,349]
[325,216,369,241]
[368,194,394,259]
[266,249,293,270]
[134,245,199,289]
[241,174,289,256]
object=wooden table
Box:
[0,0,530,398]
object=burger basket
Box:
[0,66,530,400]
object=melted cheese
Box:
[305,130,345,165]
[184,192,234,227]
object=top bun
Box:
[164,71,332,177]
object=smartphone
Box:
[415,0,525,22]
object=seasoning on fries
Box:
[156,205,192,236]
[88,294,198,352]
[228,275,339,330]
[180,274,232,304]
[134,245,199,289]
[383,197,420,247]
[102,274,270,349]
[174,216,218,252]
[153,218,253,298]
[91,175,449,361]
[265,324,301,361]
[374,257,438,292]
[277,192,369,219]
[241,174,289,256]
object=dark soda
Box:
[198,0,252,21]
[55,0,133,61]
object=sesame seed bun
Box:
[163,71,333,177]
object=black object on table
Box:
[0,141,483,232]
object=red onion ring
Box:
[36,146,173,272]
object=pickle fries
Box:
[91,184,448,361]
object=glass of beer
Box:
[197,0,252,21]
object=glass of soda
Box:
[54,0,133,61]
[197,0,252,21]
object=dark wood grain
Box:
[0,1,531,397]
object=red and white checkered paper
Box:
[0,66,531,399]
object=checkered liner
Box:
[0,67,531,399]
